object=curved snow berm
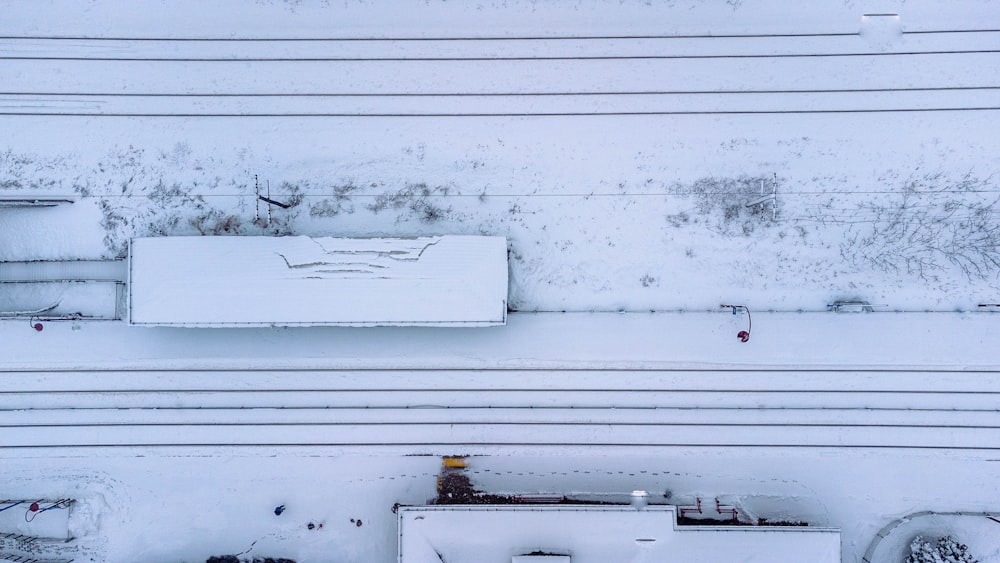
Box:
[127,235,508,327]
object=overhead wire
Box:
[0,28,997,41]
[2,107,999,117]
[1,85,998,97]
[3,49,1000,61]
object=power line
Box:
[19,192,1000,201]
[0,29,996,41]
[3,85,999,97]
[4,49,999,62]
[0,33,874,42]
[2,107,999,117]
[14,187,1000,197]
[903,28,1000,35]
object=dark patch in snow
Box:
[367,183,454,224]
[665,175,780,237]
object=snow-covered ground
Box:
[4,313,1000,562]
[2,1,1000,562]
[3,0,999,311]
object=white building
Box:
[398,505,840,563]
[128,235,508,327]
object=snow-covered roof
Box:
[397,505,840,563]
[128,235,508,327]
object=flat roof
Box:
[398,505,840,563]
[128,235,508,327]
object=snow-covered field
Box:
[2,1,1000,562]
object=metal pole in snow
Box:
[773,173,777,221]
[254,174,260,223]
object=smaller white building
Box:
[128,235,508,327]
[398,505,840,563]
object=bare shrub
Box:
[840,174,1000,281]
[906,535,979,563]
[667,175,778,236]
[367,183,453,224]
[0,150,62,190]
[190,209,244,235]
[309,183,360,217]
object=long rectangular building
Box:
[128,235,508,327]
[398,505,841,563]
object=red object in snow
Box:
[721,304,752,343]
[32,323,43,332]
[29,502,39,512]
